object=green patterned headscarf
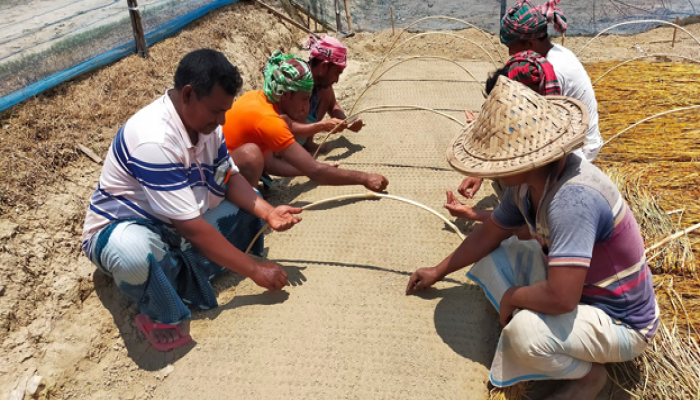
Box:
[263,51,314,103]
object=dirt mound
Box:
[0,2,309,397]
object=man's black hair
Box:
[485,66,509,95]
[174,49,243,98]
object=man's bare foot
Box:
[544,364,608,400]
[144,316,191,344]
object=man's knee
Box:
[99,223,165,286]
[230,144,264,185]
[502,310,556,361]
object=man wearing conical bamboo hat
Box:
[407,77,658,399]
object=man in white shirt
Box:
[456,0,604,200]
[501,0,603,162]
[82,49,302,351]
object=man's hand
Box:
[465,110,477,124]
[265,206,302,232]
[445,191,482,220]
[363,174,389,192]
[251,262,288,291]
[406,267,442,295]
[499,287,518,326]
[320,118,346,132]
[348,118,364,132]
[458,177,483,199]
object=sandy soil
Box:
[1,2,700,399]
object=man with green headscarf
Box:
[223,51,388,193]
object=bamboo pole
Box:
[335,0,342,33]
[672,17,680,48]
[307,4,311,29]
[286,0,336,33]
[646,222,700,255]
[390,6,395,36]
[127,0,147,57]
[342,0,354,35]
[562,31,566,47]
[254,0,320,37]
[245,193,466,254]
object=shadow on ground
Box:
[321,136,365,161]
[416,285,500,368]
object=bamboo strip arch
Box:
[604,104,700,146]
[388,16,506,64]
[312,104,466,159]
[576,20,700,57]
[245,192,466,255]
[591,54,700,85]
[368,32,499,82]
[350,56,485,115]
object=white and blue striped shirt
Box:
[82,90,238,255]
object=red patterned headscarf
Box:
[505,50,561,96]
[500,0,567,45]
[305,35,348,68]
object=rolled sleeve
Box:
[492,187,527,229]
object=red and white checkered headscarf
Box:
[305,35,348,68]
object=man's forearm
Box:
[507,266,587,315]
[508,282,575,315]
[174,218,258,278]
[289,121,327,139]
[435,222,508,278]
[330,109,346,120]
[308,165,366,186]
[226,173,273,221]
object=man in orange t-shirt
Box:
[223,51,388,193]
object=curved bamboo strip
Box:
[245,192,466,254]
[350,56,484,115]
[603,104,700,146]
[369,32,498,82]
[576,20,700,57]
[313,105,466,159]
[646,222,700,255]
[391,16,504,63]
[592,54,700,85]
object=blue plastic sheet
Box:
[0,0,239,113]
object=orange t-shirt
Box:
[222,90,296,155]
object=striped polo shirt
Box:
[81,90,238,256]
[493,154,659,338]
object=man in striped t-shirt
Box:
[82,49,302,351]
[407,77,657,400]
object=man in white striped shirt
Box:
[82,49,302,351]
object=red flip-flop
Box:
[134,314,192,352]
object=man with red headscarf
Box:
[457,0,604,202]
[500,0,602,161]
[284,35,364,155]
[448,50,563,222]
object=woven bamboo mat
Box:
[154,60,500,400]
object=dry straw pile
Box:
[587,60,700,399]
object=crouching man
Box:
[407,77,658,400]
[81,49,302,351]
[223,51,388,193]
